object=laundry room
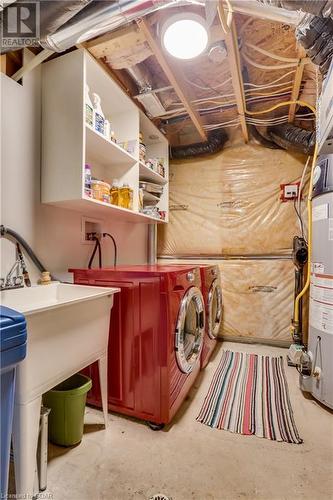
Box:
[0,1,332,499]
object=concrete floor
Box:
[41,343,333,499]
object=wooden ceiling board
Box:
[87,25,152,70]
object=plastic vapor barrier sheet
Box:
[159,258,294,345]
[158,144,307,256]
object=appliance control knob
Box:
[186,271,195,282]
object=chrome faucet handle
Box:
[2,259,24,290]
[13,275,24,287]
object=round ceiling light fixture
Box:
[161,13,208,60]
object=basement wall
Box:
[159,142,309,345]
[0,51,148,283]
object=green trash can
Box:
[43,373,92,447]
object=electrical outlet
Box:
[280,182,300,202]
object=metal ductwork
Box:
[0,0,185,54]
[127,64,151,94]
[1,0,307,57]
[0,0,93,53]
[255,0,333,18]
[42,0,178,52]
[231,0,303,24]
[127,65,167,118]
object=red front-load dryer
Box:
[69,265,205,428]
[199,265,223,369]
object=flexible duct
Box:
[249,125,282,149]
[170,130,228,159]
[267,123,316,154]
[296,14,333,78]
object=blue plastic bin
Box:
[0,306,27,497]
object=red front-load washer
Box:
[199,265,223,369]
[69,265,205,428]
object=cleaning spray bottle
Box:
[92,93,105,135]
[85,84,94,128]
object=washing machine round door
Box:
[175,287,205,374]
[207,279,223,339]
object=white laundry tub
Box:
[1,282,119,497]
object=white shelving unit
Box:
[41,49,169,224]
[139,161,168,185]
[139,111,169,217]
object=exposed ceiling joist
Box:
[218,9,249,143]
[137,17,207,142]
[84,24,140,49]
[288,48,307,123]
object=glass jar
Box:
[119,184,133,210]
[110,179,120,206]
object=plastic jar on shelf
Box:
[91,180,111,204]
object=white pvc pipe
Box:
[12,49,53,82]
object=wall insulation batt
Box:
[158,141,309,345]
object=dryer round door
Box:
[207,279,222,339]
[175,287,205,374]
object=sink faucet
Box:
[1,225,51,288]
[1,258,24,290]
[1,243,31,290]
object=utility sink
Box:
[1,282,116,315]
[0,282,119,497]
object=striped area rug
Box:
[197,350,302,444]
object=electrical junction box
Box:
[317,57,333,154]
[280,182,299,202]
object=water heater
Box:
[301,154,333,408]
